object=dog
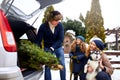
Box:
[84,50,101,80]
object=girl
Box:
[83,39,113,80]
[69,36,89,80]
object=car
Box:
[0,0,63,80]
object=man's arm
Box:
[34,24,43,48]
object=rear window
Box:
[0,0,2,4]
[9,0,40,15]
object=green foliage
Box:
[18,40,59,70]
[42,6,54,23]
[80,0,106,43]
[62,18,86,37]
[79,13,84,22]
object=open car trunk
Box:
[1,0,63,79]
[1,0,63,21]
[7,17,41,77]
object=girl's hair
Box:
[47,11,63,21]
[71,40,89,57]
[86,44,104,57]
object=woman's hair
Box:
[47,11,63,21]
[70,40,88,57]
[86,44,104,57]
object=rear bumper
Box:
[24,70,43,80]
[0,66,23,80]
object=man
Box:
[35,10,66,80]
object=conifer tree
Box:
[42,6,54,23]
[80,0,105,43]
[62,18,85,37]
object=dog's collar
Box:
[90,50,100,55]
[89,57,99,61]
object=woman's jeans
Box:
[44,47,66,80]
[80,71,112,80]
[96,71,112,80]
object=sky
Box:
[52,0,120,30]
[9,0,120,42]
[26,0,120,42]
[25,0,120,30]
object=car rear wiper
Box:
[1,0,14,15]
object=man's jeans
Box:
[44,47,66,80]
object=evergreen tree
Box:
[80,0,105,43]
[62,18,85,37]
[42,6,54,23]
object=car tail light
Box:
[0,10,16,52]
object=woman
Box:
[82,39,113,80]
[69,36,89,80]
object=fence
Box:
[104,50,120,69]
